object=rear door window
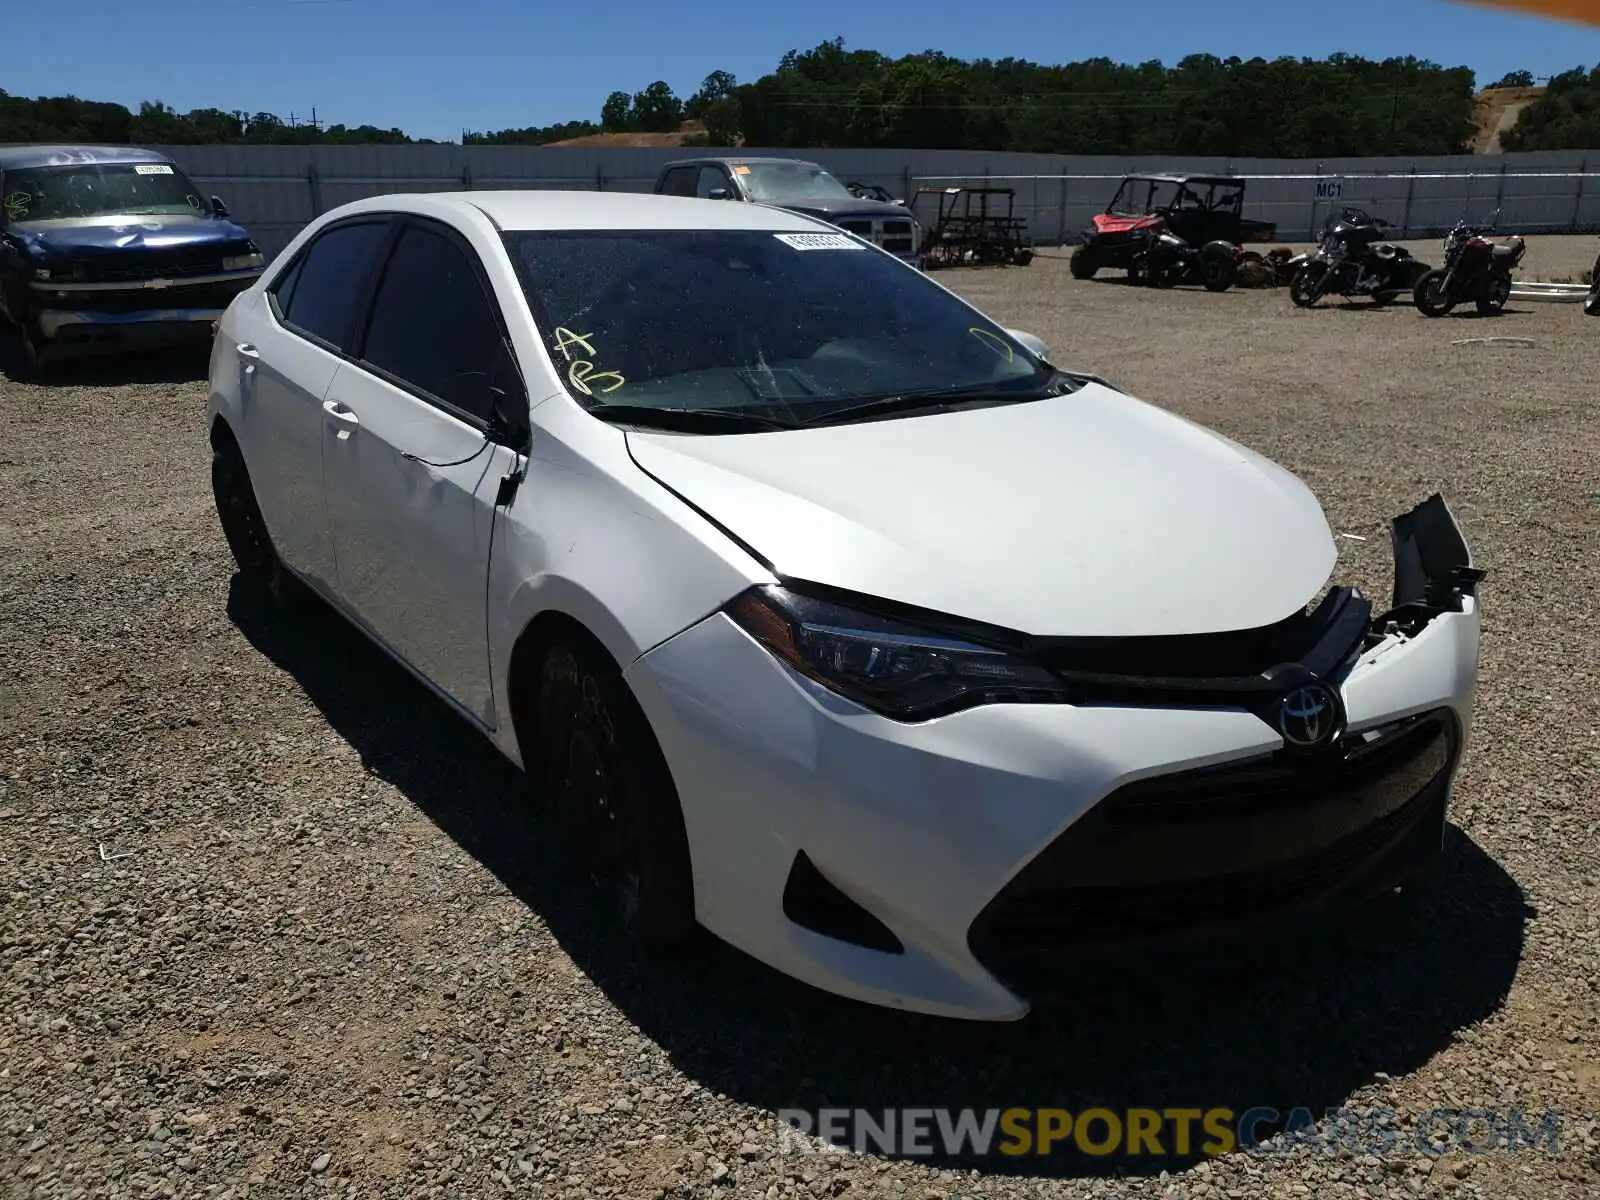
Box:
[278,220,392,350]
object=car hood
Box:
[768,197,913,221]
[13,214,255,260]
[625,383,1337,637]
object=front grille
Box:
[834,217,916,254]
[64,241,246,284]
[968,708,1458,981]
[43,279,251,316]
[84,258,229,283]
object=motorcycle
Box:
[1289,207,1429,308]
[1128,223,1240,292]
[1586,249,1600,317]
[1413,215,1526,317]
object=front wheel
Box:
[1289,266,1325,308]
[1201,257,1237,293]
[536,640,696,949]
[1413,269,1456,318]
[1476,271,1512,316]
[1069,247,1099,280]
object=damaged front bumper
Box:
[30,270,260,355]
[626,493,1484,1020]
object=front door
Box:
[320,217,521,725]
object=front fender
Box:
[483,393,775,763]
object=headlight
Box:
[726,585,1071,721]
[33,266,52,281]
[223,252,265,272]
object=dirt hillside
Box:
[1472,85,1545,154]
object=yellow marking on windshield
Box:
[568,359,626,396]
[552,327,598,361]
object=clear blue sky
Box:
[4,0,1598,142]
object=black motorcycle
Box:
[1413,217,1525,317]
[1129,223,1239,292]
[1586,249,1600,317]
[1289,207,1429,307]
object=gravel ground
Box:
[3,237,1598,1200]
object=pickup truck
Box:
[1,144,266,372]
[655,156,923,268]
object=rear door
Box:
[235,217,392,591]
[320,216,523,725]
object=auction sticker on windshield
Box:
[773,233,866,251]
[134,164,175,175]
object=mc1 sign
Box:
[1316,179,1344,200]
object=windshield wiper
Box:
[801,373,1083,428]
[585,404,803,433]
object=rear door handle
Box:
[322,399,360,427]
[235,342,259,359]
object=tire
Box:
[1587,277,1600,317]
[210,434,304,606]
[1289,266,1325,308]
[1127,254,1149,286]
[1476,272,1512,316]
[11,316,50,381]
[535,639,696,948]
[1201,258,1237,293]
[1069,247,1098,280]
[1412,270,1455,317]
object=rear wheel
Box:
[210,433,305,606]
[1069,247,1098,280]
[1413,270,1455,318]
[1476,272,1512,316]
[535,639,696,948]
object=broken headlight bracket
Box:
[1371,492,1486,640]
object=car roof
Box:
[0,144,176,171]
[661,155,824,170]
[331,190,833,233]
[1125,172,1244,186]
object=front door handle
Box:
[235,342,259,359]
[322,399,360,428]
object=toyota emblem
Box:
[1277,681,1343,750]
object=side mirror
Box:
[707,188,731,201]
[211,195,230,218]
[488,348,531,449]
[1006,329,1051,361]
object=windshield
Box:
[738,162,856,204]
[2,162,209,223]
[1108,179,1181,217]
[502,229,1050,421]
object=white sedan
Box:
[206,191,1483,1020]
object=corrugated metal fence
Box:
[150,144,1600,260]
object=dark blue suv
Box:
[0,145,265,371]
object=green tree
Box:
[600,90,633,132]
[630,81,683,133]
